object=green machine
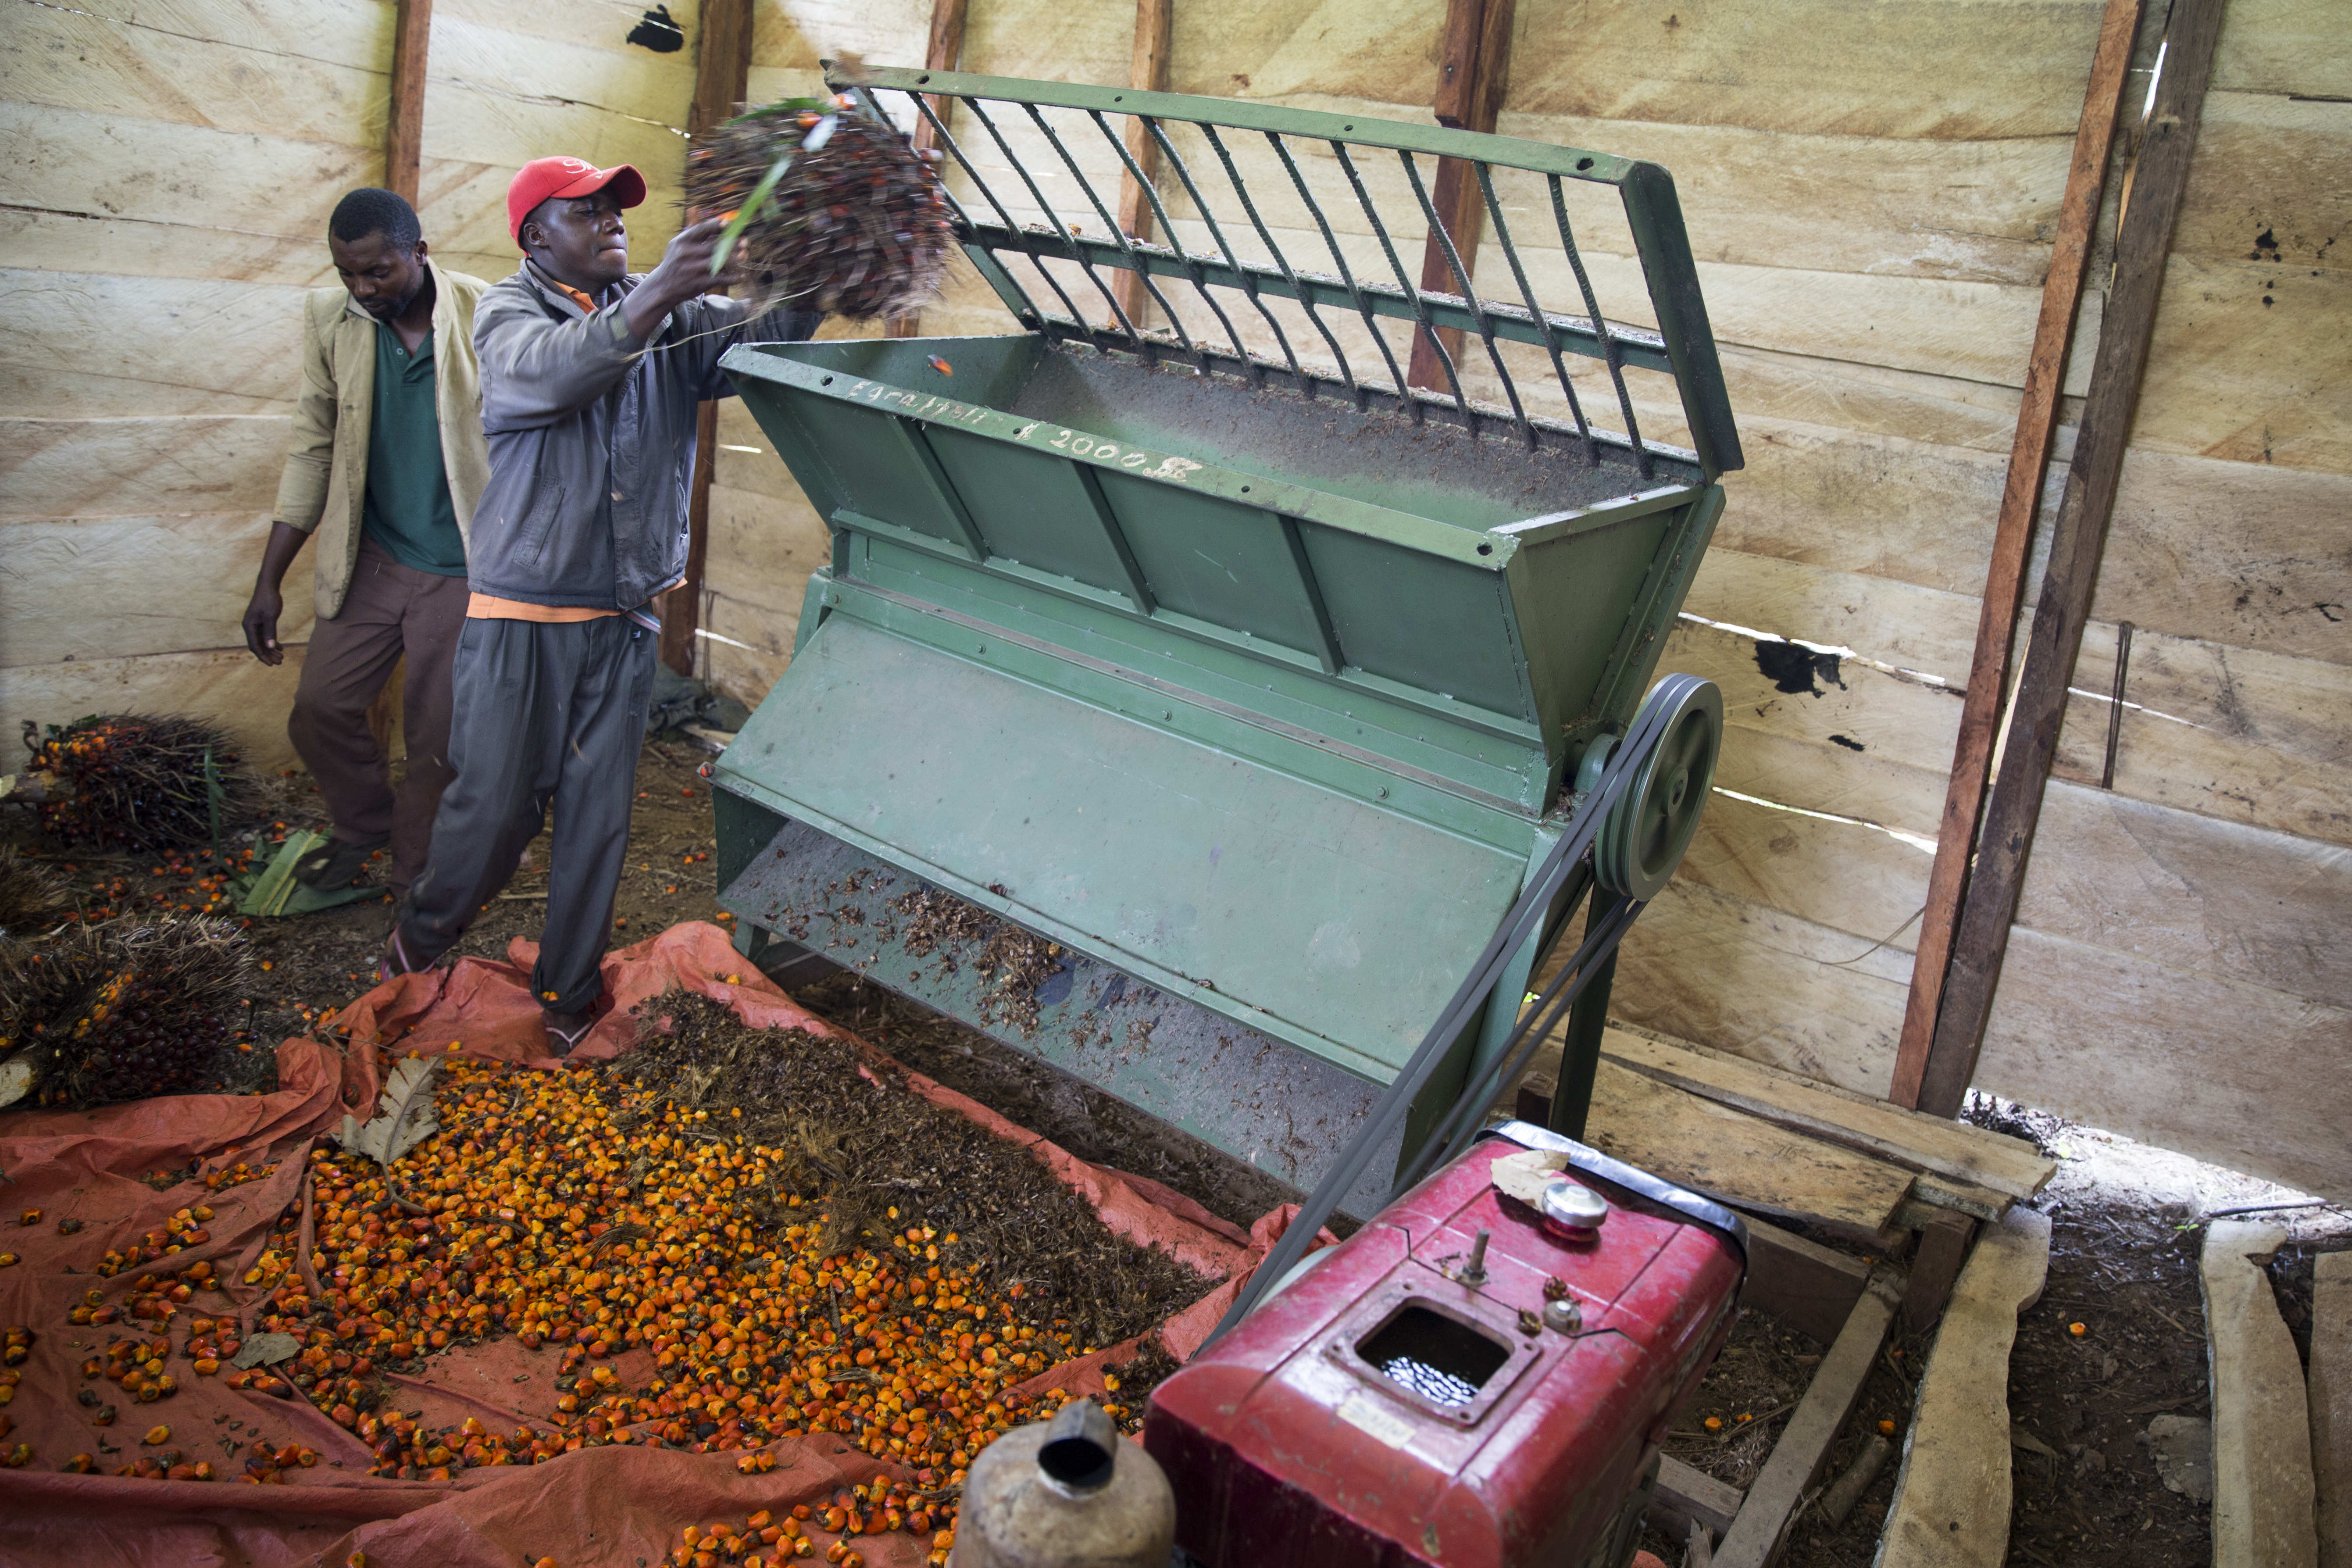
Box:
[713,67,1739,1221]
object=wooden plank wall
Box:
[0,0,699,767]
[4,2,2344,1197]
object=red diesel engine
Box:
[1143,1121,1747,1568]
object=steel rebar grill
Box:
[834,64,1742,483]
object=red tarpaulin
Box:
[0,923,1324,1567]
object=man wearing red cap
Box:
[381,156,819,1052]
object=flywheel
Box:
[1594,674,1723,901]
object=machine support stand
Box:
[1546,946,1617,1142]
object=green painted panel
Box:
[1508,511,1681,738]
[920,423,1134,595]
[1092,471,1325,659]
[775,396,968,551]
[729,611,1531,1079]
[1296,523,1531,719]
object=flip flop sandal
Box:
[542,1011,599,1060]
[293,835,390,890]
[376,925,432,986]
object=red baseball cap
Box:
[507,156,648,244]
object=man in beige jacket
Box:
[242,189,491,900]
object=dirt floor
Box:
[8,735,2347,1566]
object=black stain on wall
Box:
[627,5,684,52]
[1753,639,1845,697]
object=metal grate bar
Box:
[1479,162,1597,463]
[1084,110,1256,374]
[1144,119,1304,383]
[1550,173,1650,480]
[1332,141,1468,418]
[1019,103,1207,369]
[904,90,1085,339]
[1399,150,1532,449]
[1268,132,1413,418]
[832,64,1741,480]
[960,96,1146,347]
[1198,123,1359,401]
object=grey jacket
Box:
[468,263,818,610]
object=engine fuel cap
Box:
[1540,1179,1609,1238]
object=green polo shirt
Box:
[360,324,467,576]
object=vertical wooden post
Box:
[385,0,432,203]
[1909,0,2225,1118]
[660,0,756,678]
[1886,0,2144,1110]
[885,0,973,340]
[366,0,434,757]
[1406,0,1513,392]
[1110,0,1173,330]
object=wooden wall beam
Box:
[1406,0,1513,393]
[385,0,432,203]
[1887,0,2143,1110]
[367,0,435,754]
[885,0,971,340]
[661,0,756,678]
[1110,0,1173,329]
[1911,0,2227,1118]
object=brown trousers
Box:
[286,537,468,896]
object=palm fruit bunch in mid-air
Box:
[683,91,956,321]
[20,715,263,852]
[0,918,249,1109]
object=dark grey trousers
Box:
[399,613,657,1014]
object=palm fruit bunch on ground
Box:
[20,715,263,852]
[0,848,73,939]
[683,93,956,321]
[0,917,249,1109]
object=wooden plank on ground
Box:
[1653,1454,1745,1545]
[1514,1051,1872,1343]
[1877,1205,2051,1568]
[1597,1027,2054,1206]
[2200,1221,2320,1568]
[2315,1252,2350,1568]
[1743,1214,1873,1348]
[1713,1269,1905,1568]
[1582,1060,1917,1237]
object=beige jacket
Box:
[270,258,491,619]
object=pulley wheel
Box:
[1595,674,1723,901]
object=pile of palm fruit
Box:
[683,92,956,321]
[11,998,1201,1568]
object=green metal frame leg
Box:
[1545,948,1617,1141]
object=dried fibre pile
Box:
[0,918,250,1109]
[21,715,264,853]
[684,94,956,321]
